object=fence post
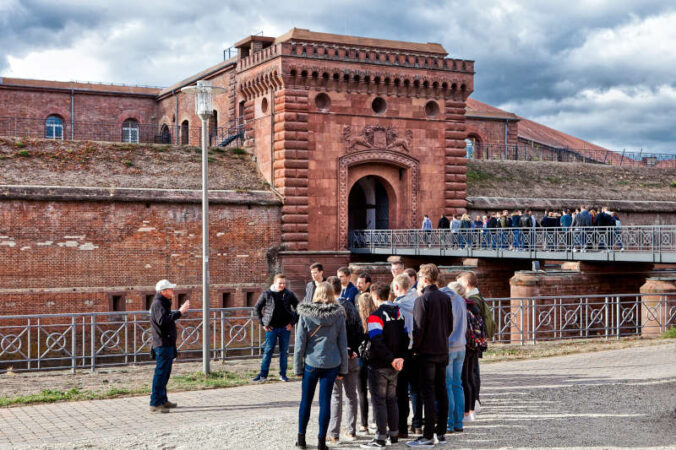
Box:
[531,298,536,344]
[133,313,137,365]
[221,310,225,361]
[604,297,609,340]
[37,317,41,370]
[615,296,621,340]
[71,316,77,374]
[124,314,129,365]
[27,318,31,371]
[90,315,96,372]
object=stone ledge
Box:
[0,185,282,206]
[468,196,676,213]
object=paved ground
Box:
[0,343,674,449]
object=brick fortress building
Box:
[1,28,643,315]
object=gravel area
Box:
[2,342,674,449]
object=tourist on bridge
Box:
[302,262,326,303]
[437,214,450,229]
[252,273,299,383]
[325,276,362,444]
[149,279,190,413]
[421,214,432,230]
[294,282,348,450]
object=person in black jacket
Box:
[302,262,326,303]
[253,273,299,382]
[437,214,450,229]
[363,282,408,448]
[149,279,190,413]
[408,264,453,447]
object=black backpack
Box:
[466,307,488,352]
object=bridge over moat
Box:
[349,226,676,264]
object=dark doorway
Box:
[348,176,390,232]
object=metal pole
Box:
[201,116,211,375]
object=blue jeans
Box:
[259,326,290,378]
[298,364,339,438]
[446,350,465,430]
[150,345,175,406]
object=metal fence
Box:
[0,294,673,373]
[486,293,675,344]
[0,308,266,373]
[349,226,676,263]
[0,117,245,147]
[470,142,676,168]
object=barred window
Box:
[45,115,63,139]
[122,119,139,143]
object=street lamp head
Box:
[181,80,226,120]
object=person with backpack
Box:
[456,271,491,419]
[361,282,409,448]
[461,289,486,423]
[294,282,348,450]
[326,277,362,444]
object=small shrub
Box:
[230,147,247,155]
[662,326,676,338]
[208,157,215,163]
[212,147,225,153]
[671,181,676,188]
[122,159,133,167]
[14,140,26,148]
[17,150,30,157]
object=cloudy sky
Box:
[1,0,675,153]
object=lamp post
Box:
[181,80,226,375]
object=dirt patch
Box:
[0,137,268,191]
[467,159,676,201]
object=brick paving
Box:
[0,342,674,449]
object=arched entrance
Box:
[348,176,390,233]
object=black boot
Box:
[295,433,306,449]
[318,436,328,450]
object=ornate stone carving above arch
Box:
[338,149,420,248]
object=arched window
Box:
[181,120,189,145]
[45,115,63,140]
[122,119,139,143]
[465,138,475,159]
[159,124,171,144]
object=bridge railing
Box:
[1,293,674,372]
[485,293,675,344]
[349,226,676,260]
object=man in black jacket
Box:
[408,264,453,447]
[302,262,326,303]
[437,215,450,229]
[149,279,190,413]
[253,273,299,382]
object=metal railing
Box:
[0,294,673,372]
[349,226,676,263]
[0,117,245,148]
[485,293,676,344]
[470,142,676,168]
[0,308,267,373]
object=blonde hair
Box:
[461,213,471,221]
[312,282,337,304]
[358,293,377,332]
[448,281,466,298]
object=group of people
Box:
[421,205,623,251]
[251,262,495,449]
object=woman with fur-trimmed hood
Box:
[294,282,348,450]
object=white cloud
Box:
[5,47,109,82]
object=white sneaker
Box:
[469,412,476,421]
[475,400,481,413]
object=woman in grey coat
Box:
[294,282,348,450]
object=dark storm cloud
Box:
[1,0,675,152]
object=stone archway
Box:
[338,150,419,248]
[348,175,390,233]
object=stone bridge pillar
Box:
[639,277,676,337]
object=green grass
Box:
[230,147,247,155]
[671,181,676,188]
[122,159,133,167]
[466,167,490,183]
[171,369,257,390]
[661,326,676,338]
[14,140,26,149]
[16,150,30,157]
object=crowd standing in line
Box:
[429,206,624,251]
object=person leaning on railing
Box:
[149,279,190,414]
